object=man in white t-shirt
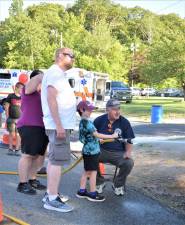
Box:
[41,47,76,213]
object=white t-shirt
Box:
[41,64,76,129]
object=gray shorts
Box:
[46,129,71,166]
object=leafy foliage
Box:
[0,0,185,95]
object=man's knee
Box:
[120,158,134,171]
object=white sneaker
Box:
[96,183,106,194]
[112,185,124,196]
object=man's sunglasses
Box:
[62,53,75,59]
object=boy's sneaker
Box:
[17,182,37,195]
[87,192,105,202]
[42,192,69,203]
[96,182,106,194]
[43,196,73,212]
[112,184,124,196]
[76,190,89,199]
[29,179,46,190]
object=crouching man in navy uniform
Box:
[94,99,135,196]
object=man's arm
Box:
[124,142,133,159]
[47,86,65,138]
[121,118,135,159]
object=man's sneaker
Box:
[29,179,46,190]
[43,196,73,212]
[96,182,106,194]
[17,182,37,195]
[7,149,14,155]
[76,190,89,199]
[112,184,124,196]
[42,192,69,203]
[87,192,105,202]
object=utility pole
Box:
[51,29,62,47]
[60,32,63,48]
[130,42,139,88]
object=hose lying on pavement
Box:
[0,155,83,225]
[0,155,83,176]
[3,213,30,225]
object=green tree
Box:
[2,13,48,69]
[1,0,185,92]
[9,0,23,16]
[140,39,185,100]
[77,20,130,80]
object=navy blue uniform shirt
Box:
[94,114,135,152]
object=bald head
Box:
[54,47,75,70]
[55,48,68,61]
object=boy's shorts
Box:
[46,129,71,166]
[6,118,18,133]
[83,153,100,171]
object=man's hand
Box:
[112,132,119,139]
[56,125,66,139]
[123,151,131,159]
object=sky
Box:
[0,0,185,21]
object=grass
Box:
[121,97,185,121]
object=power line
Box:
[157,0,183,14]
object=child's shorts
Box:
[83,153,100,171]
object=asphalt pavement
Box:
[133,123,185,137]
[0,145,185,225]
[0,121,185,225]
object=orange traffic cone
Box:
[0,193,4,223]
[99,163,105,175]
[2,133,17,146]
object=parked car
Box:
[157,88,184,97]
[141,88,156,96]
[105,81,132,103]
[130,87,141,96]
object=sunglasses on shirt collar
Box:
[107,122,113,133]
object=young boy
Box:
[76,100,118,202]
[4,82,24,155]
